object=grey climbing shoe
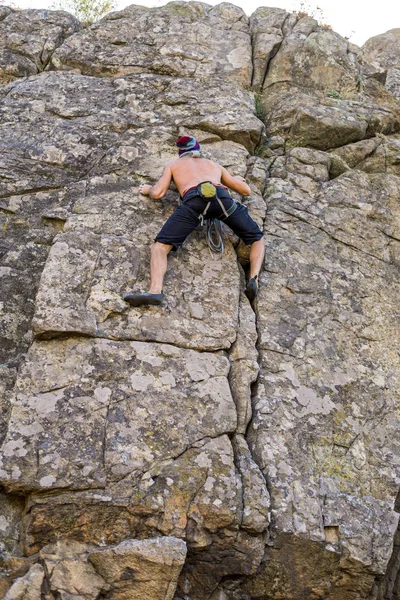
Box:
[123,292,165,307]
[245,276,258,301]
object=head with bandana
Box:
[176,135,201,157]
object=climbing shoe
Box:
[245,276,258,302]
[123,292,165,307]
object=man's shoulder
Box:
[165,158,179,168]
[168,156,221,170]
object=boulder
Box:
[0,338,236,491]
[258,14,359,96]
[40,540,107,600]
[3,564,44,600]
[261,91,400,150]
[362,29,400,102]
[362,28,400,71]
[0,8,80,84]
[50,2,252,86]
[89,537,186,600]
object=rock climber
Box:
[123,135,265,307]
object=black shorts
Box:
[155,187,263,251]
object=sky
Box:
[8,0,400,47]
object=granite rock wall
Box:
[0,3,400,599]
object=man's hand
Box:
[138,184,153,196]
[138,164,173,200]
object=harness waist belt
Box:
[181,182,229,198]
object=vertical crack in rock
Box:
[241,145,400,598]
[213,150,273,598]
[250,8,290,92]
[375,490,400,599]
[259,38,284,93]
[0,489,30,596]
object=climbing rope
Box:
[206,218,224,255]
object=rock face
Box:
[0,3,400,599]
[0,7,80,83]
[362,29,400,102]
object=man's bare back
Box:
[138,156,250,200]
[169,157,224,196]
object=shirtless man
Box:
[124,135,265,307]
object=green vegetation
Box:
[293,0,332,29]
[51,0,116,24]
[254,92,267,123]
[327,89,342,100]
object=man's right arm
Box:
[139,163,173,200]
[221,166,251,196]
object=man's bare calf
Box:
[245,238,265,301]
[249,238,265,280]
[149,242,173,294]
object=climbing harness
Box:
[195,181,237,255]
[178,151,237,255]
[195,181,237,224]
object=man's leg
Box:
[249,238,265,280]
[245,238,265,301]
[124,242,172,306]
[124,201,199,307]
[222,201,265,300]
[149,242,173,294]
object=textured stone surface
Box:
[251,9,400,149]
[1,3,400,599]
[0,186,76,371]
[0,367,15,446]
[40,540,107,600]
[0,8,80,84]
[0,338,235,491]
[362,29,400,102]
[229,292,259,433]
[249,7,288,89]
[330,134,400,176]
[50,2,252,85]
[232,434,270,533]
[21,434,239,546]
[0,70,260,196]
[362,28,400,71]
[247,163,400,593]
[255,11,358,95]
[261,91,400,150]
[0,491,25,596]
[89,537,186,600]
[13,537,186,599]
[243,534,379,600]
[4,564,44,600]
[386,68,400,102]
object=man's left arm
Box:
[220,167,251,196]
[139,163,173,200]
